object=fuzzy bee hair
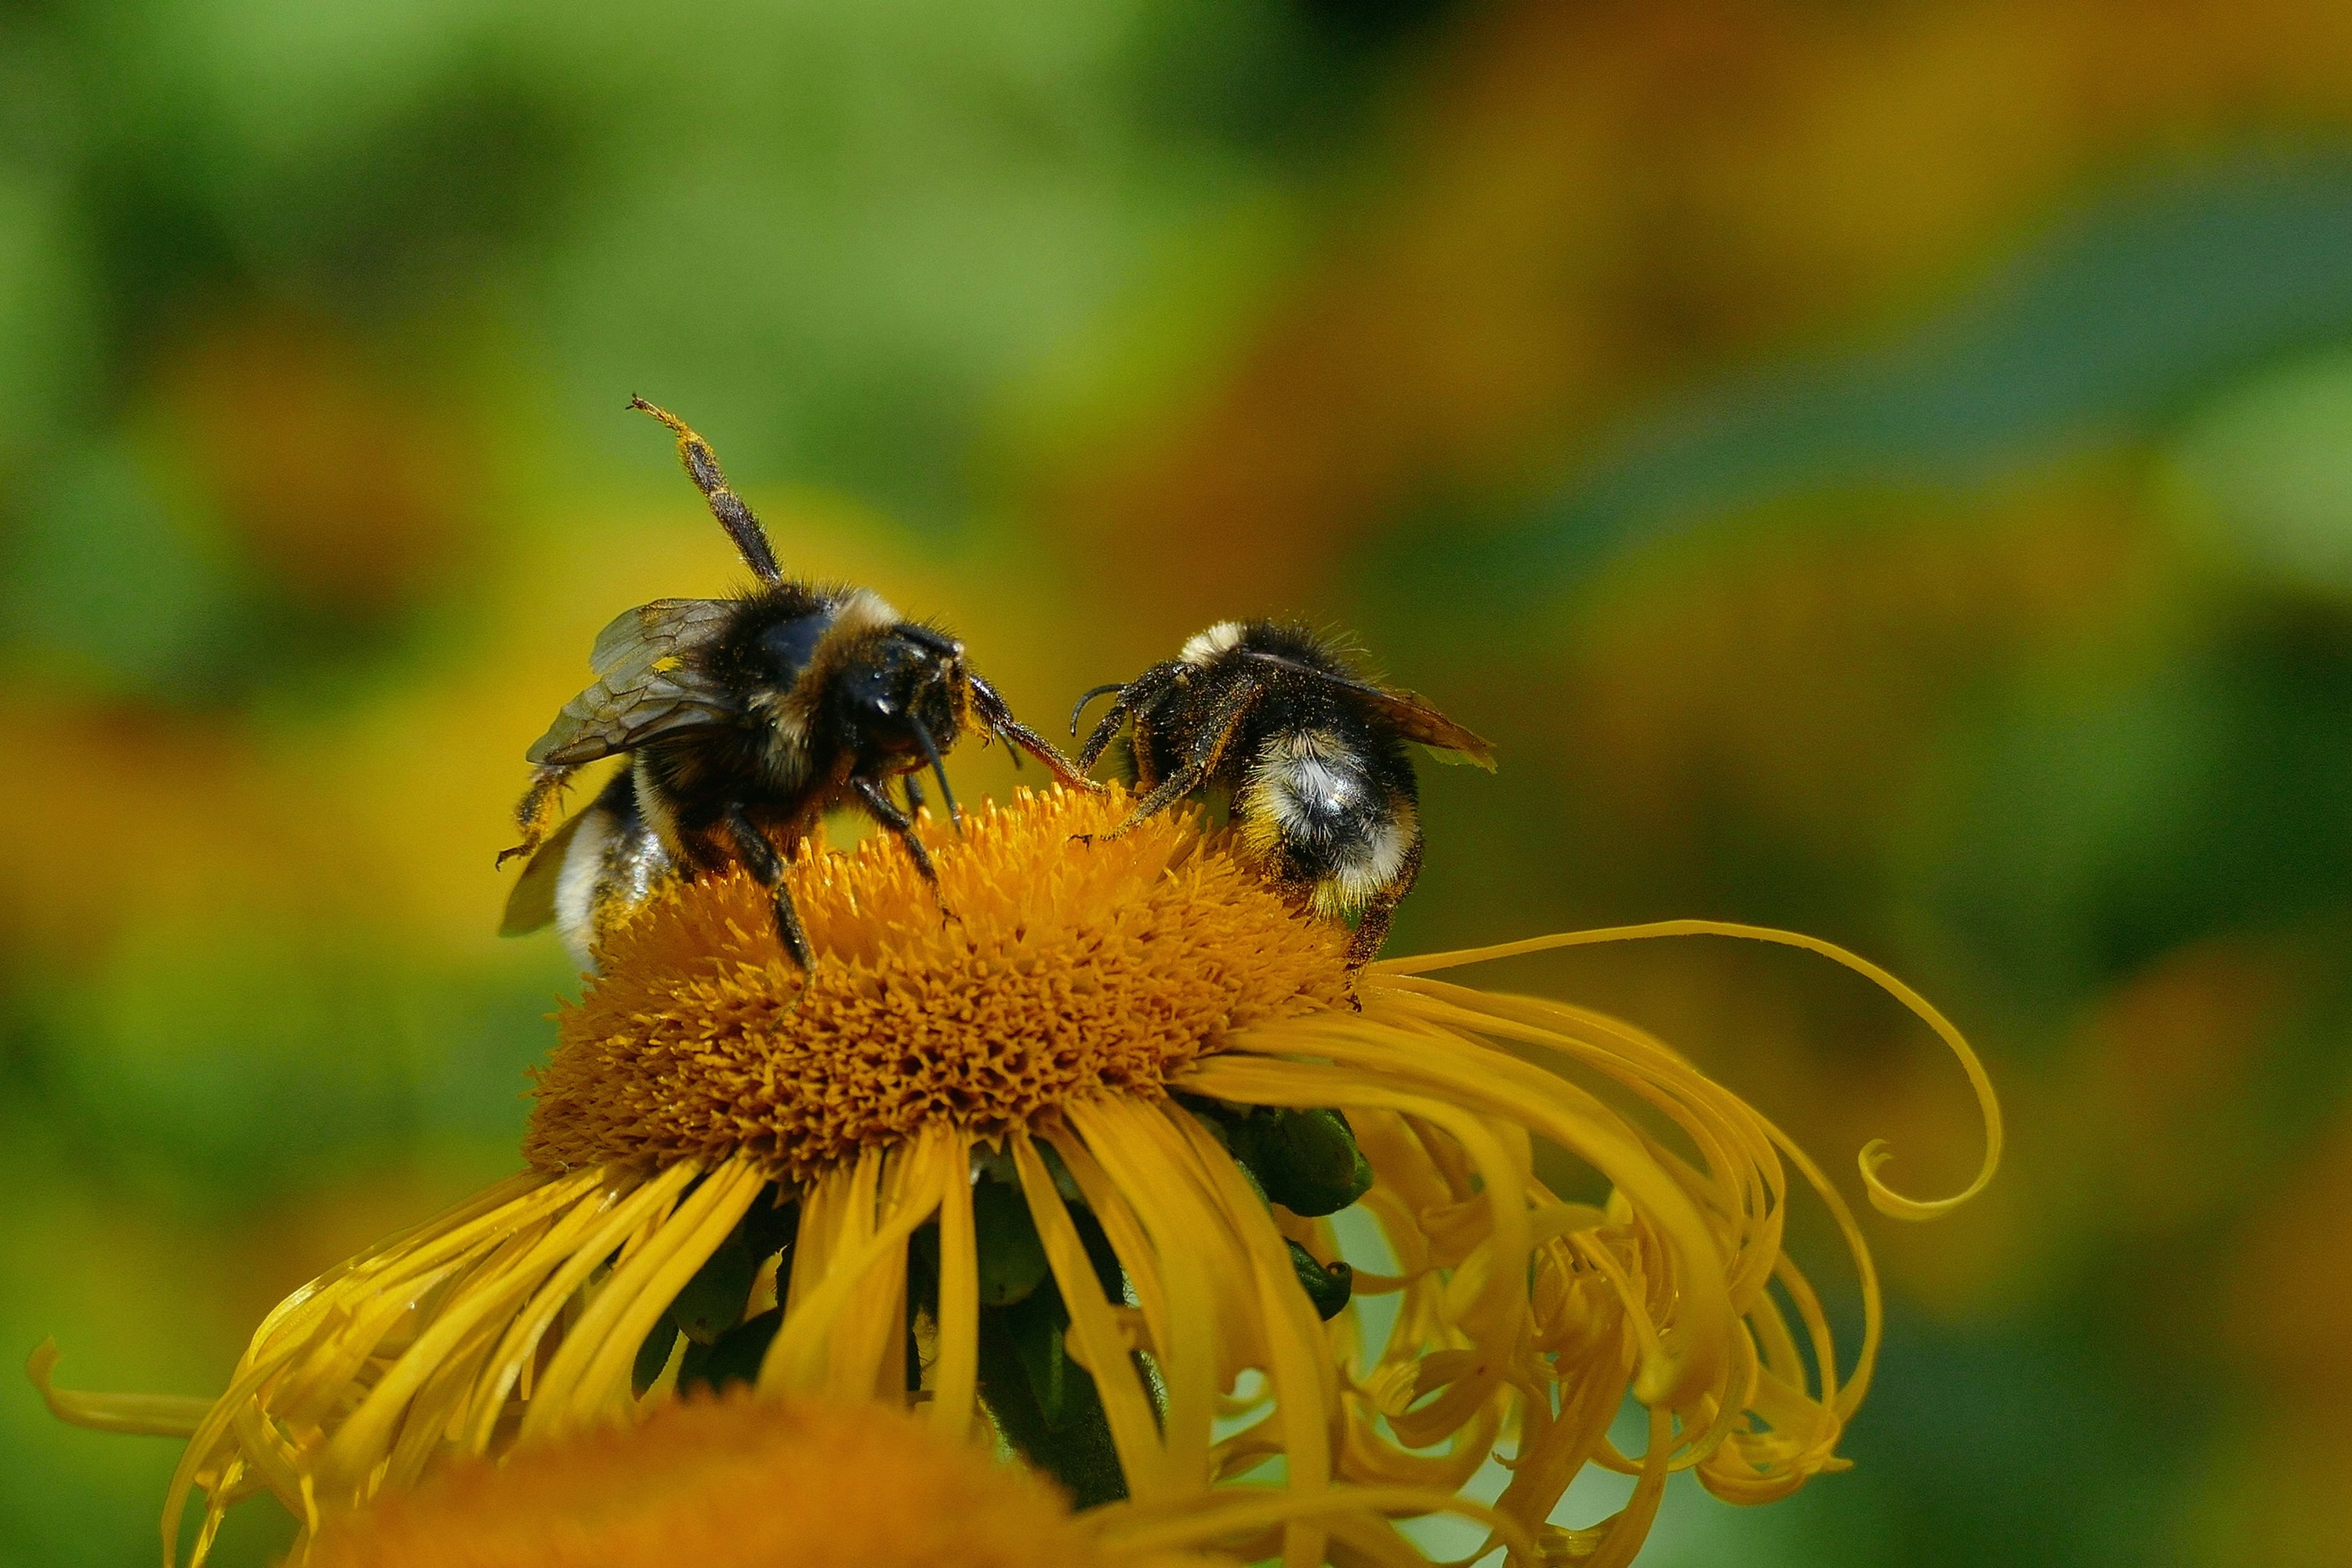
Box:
[499,400,1089,971]
[1073,619,1493,964]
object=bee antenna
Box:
[630,396,784,585]
[906,712,962,834]
[1069,683,1123,736]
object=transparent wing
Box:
[525,599,739,766]
[1353,687,1497,769]
[1240,648,1497,770]
[499,810,587,937]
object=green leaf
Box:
[973,1178,1051,1307]
[678,1309,782,1396]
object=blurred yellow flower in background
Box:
[38,786,1994,1567]
[292,1388,1482,1568]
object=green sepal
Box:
[973,1178,1051,1307]
[1001,1289,1076,1426]
[670,1232,762,1346]
[740,1189,799,1259]
[1287,1240,1356,1321]
[962,1162,1140,1508]
[1001,1201,1128,1428]
[667,1191,797,1348]
[973,1285,1126,1508]
[1237,1109,1374,1218]
[631,1316,680,1395]
[677,1308,781,1395]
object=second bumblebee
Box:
[1073,619,1493,963]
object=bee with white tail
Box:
[1071,620,1494,964]
[499,399,1091,972]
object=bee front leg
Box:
[498,764,578,866]
[1091,758,1214,840]
[1071,661,1181,774]
[851,776,952,923]
[723,806,815,971]
[967,673,1102,791]
[1083,685,1253,843]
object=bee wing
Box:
[586,597,730,673]
[1355,688,1497,769]
[1240,649,1497,771]
[526,598,739,767]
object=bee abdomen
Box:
[555,770,676,972]
[1240,734,1414,916]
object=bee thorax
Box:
[749,689,817,782]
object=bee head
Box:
[837,625,967,757]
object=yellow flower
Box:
[295,1388,1498,1568]
[36,785,1997,1568]
[297,1391,1123,1568]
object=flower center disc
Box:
[526,786,1352,1181]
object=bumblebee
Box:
[501,398,1090,971]
[1071,620,1494,964]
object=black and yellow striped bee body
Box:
[1073,619,1493,964]
[501,401,1087,971]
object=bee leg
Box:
[1073,662,1181,773]
[1075,704,1131,775]
[1088,760,1211,841]
[1342,837,1423,967]
[631,397,784,586]
[851,776,951,921]
[498,764,578,866]
[724,806,815,971]
[967,673,1102,791]
[903,771,927,819]
[1082,685,1254,843]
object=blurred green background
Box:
[5,1,2352,1563]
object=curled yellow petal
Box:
[1375,918,2003,1219]
[25,1340,211,1439]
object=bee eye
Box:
[852,677,896,716]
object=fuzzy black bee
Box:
[1071,619,1494,964]
[501,398,1091,971]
